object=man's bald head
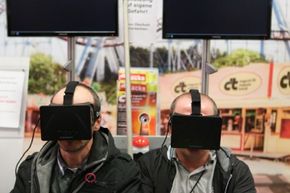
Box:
[170,92,218,116]
[51,83,101,113]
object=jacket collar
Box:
[31,127,119,193]
[161,145,234,173]
[36,127,112,169]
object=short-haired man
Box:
[11,82,140,193]
[138,91,256,193]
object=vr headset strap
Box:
[64,81,79,105]
[190,89,201,115]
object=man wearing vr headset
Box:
[138,90,256,193]
[11,81,140,193]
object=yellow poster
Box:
[117,67,158,135]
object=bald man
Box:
[138,92,256,193]
[11,82,140,193]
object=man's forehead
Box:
[51,86,94,104]
[174,94,214,115]
[175,94,192,106]
[174,96,192,113]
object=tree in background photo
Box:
[29,53,66,95]
[25,53,66,136]
[212,48,268,68]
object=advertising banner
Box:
[271,63,290,98]
[209,63,270,101]
[127,0,162,44]
[0,70,25,128]
[117,67,158,135]
[159,71,201,110]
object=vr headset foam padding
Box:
[171,114,222,150]
[40,105,93,140]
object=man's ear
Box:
[93,115,102,131]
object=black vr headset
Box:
[170,89,222,150]
[40,81,100,140]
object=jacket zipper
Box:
[69,161,105,193]
[224,174,233,193]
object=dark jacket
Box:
[11,127,140,193]
[138,146,256,193]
